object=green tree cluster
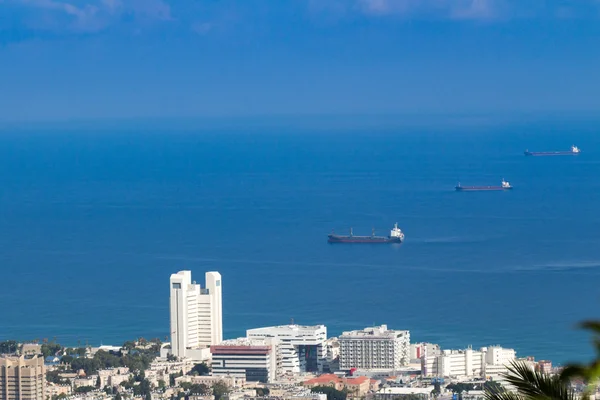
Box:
[310,386,347,400]
[41,343,63,358]
[188,363,210,376]
[213,381,231,400]
[447,382,476,399]
[255,387,270,396]
[46,370,70,385]
[68,348,157,375]
[169,371,183,387]
[180,382,209,395]
[74,386,95,394]
[0,341,19,354]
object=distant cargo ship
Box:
[524,145,580,156]
[327,223,404,244]
[455,179,512,192]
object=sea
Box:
[1,117,599,365]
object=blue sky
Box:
[1,0,600,122]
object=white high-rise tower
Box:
[170,270,223,359]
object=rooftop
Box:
[304,374,370,386]
[340,325,409,339]
[249,324,326,331]
[218,338,269,347]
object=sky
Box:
[1,0,600,122]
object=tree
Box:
[431,382,441,398]
[74,386,95,394]
[61,355,74,365]
[115,393,123,400]
[188,363,209,376]
[158,380,166,391]
[560,320,600,398]
[41,343,63,358]
[96,375,101,388]
[310,386,347,400]
[123,341,136,350]
[0,341,19,354]
[213,381,230,400]
[447,383,475,400]
[189,384,209,395]
[256,388,270,396]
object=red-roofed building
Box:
[304,374,371,397]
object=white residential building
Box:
[211,338,277,383]
[246,324,327,375]
[338,325,410,371]
[410,343,441,363]
[421,346,516,378]
[170,270,223,359]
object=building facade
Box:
[170,270,223,359]
[246,324,327,375]
[0,356,45,400]
[211,338,276,383]
[338,325,410,371]
[410,343,441,363]
[421,346,516,378]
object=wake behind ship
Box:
[328,223,404,244]
[524,145,580,156]
[455,179,512,192]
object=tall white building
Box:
[421,346,516,378]
[338,325,410,371]
[170,270,223,359]
[246,324,327,375]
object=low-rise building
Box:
[98,368,131,388]
[422,346,516,379]
[303,374,371,397]
[339,325,410,371]
[46,384,72,398]
[175,374,241,388]
[73,376,98,388]
[211,338,277,383]
[372,386,434,400]
[21,344,42,357]
[537,360,553,375]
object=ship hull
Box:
[327,235,402,244]
[524,151,578,156]
[455,186,512,191]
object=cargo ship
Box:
[524,145,580,156]
[327,223,404,244]
[455,179,512,192]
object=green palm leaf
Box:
[485,361,576,400]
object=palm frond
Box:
[560,365,588,382]
[501,361,576,400]
[484,387,523,400]
[579,321,600,336]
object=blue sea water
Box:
[1,120,599,364]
